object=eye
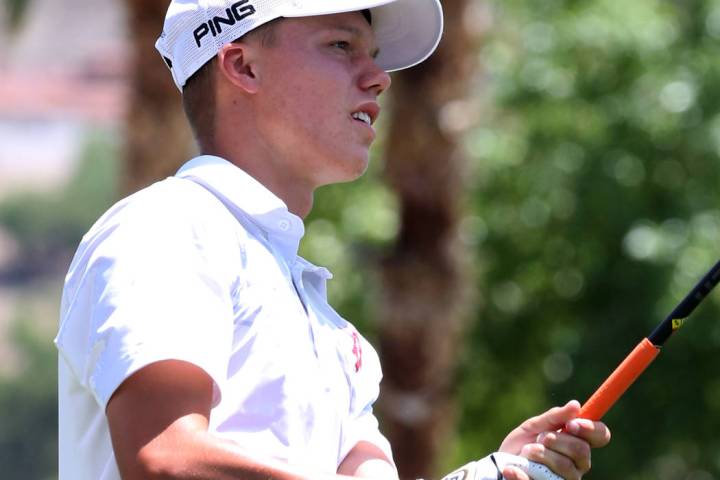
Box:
[330,40,351,51]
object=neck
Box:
[202,145,316,219]
[209,90,318,218]
[241,161,316,218]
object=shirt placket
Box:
[291,264,348,459]
[291,265,345,385]
[290,264,321,358]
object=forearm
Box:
[107,361,392,480]
[127,429,358,480]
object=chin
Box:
[321,153,369,182]
[342,155,371,182]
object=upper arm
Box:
[106,360,214,479]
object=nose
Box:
[359,57,392,97]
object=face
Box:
[250,12,392,188]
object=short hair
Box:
[182,20,280,151]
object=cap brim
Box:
[370,0,443,72]
[281,0,443,72]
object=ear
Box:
[217,42,260,94]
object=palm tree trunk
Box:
[377,1,479,478]
[122,0,193,195]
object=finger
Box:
[564,419,612,448]
[520,442,581,480]
[537,431,592,473]
[502,465,530,480]
[521,400,581,435]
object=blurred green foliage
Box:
[314,0,720,478]
[0,301,58,480]
[0,131,118,479]
[453,0,720,478]
[3,0,31,29]
[0,132,119,259]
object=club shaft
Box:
[648,261,720,346]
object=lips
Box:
[351,101,380,126]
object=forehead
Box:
[279,12,378,47]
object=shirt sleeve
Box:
[340,403,395,468]
[56,188,239,410]
[338,332,395,469]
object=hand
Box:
[498,400,611,480]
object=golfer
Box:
[55,1,610,479]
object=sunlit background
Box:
[1,0,719,479]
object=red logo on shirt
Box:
[351,331,362,372]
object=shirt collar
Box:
[175,155,305,264]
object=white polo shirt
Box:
[55,155,394,480]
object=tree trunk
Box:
[377,1,479,478]
[122,0,193,195]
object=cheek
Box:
[267,74,339,123]
[280,61,350,109]
[274,86,348,143]
[258,60,356,157]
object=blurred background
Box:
[1,0,719,479]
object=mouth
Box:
[350,102,380,128]
[351,111,373,125]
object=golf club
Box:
[577,260,720,421]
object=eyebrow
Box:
[330,25,381,59]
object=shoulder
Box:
[92,177,233,233]
[86,177,251,250]
[66,177,252,291]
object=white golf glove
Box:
[438,452,563,480]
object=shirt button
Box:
[278,220,290,231]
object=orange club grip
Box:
[578,337,660,421]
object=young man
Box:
[55,1,610,479]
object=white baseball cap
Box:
[156,0,444,90]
